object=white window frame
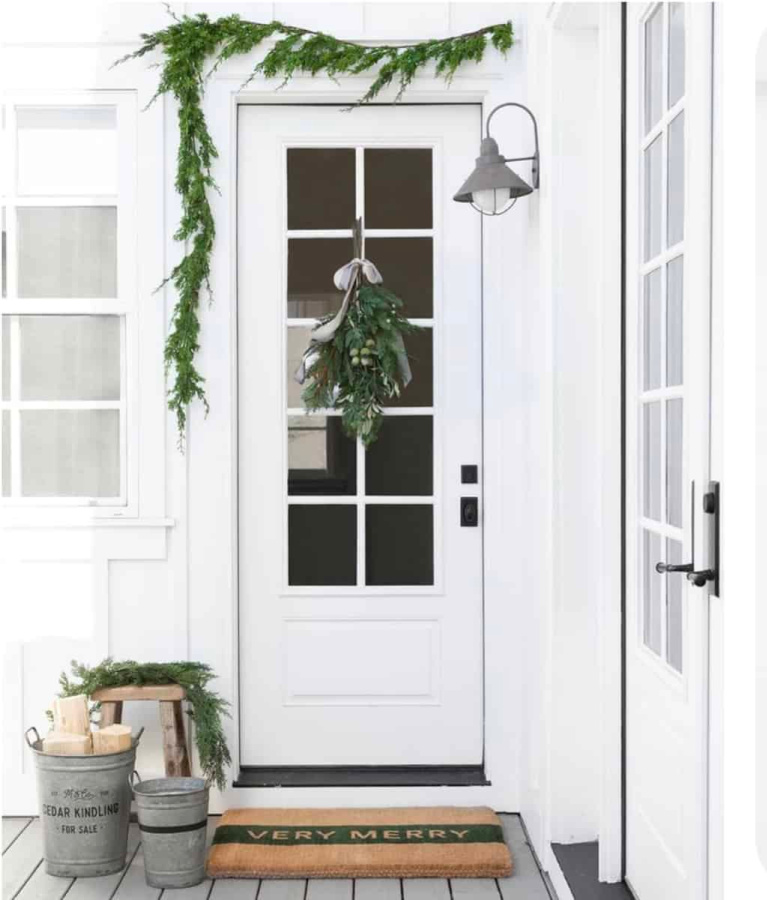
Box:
[637,2,687,679]
[284,141,440,594]
[0,91,138,515]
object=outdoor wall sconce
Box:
[453,102,540,216]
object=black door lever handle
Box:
[655,561,694,575]
[686,569,715,588]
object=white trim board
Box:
[187,46,532,810]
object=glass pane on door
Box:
[285,146,437,587]
[638,3,686,673]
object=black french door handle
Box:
[655,561,694,575]
[655,560,715,588]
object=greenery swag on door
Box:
[119,11,514,441]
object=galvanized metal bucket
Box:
[25,726,143,877]
[132,777,209,888]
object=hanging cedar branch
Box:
[116,9,514,442]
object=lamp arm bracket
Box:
[485,101,540,190]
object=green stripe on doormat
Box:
[212,824,505,847]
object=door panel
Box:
[237,105,483,766]
[626,5,713,899]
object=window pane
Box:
[288,239,354,317]
[17,207,117,298]
[666,398,683,528]
[644,6,663,132]
[364,238,433,318]
[643,268,662,390]
[385,328,433,408]
[366,504,434,586]
[1,208,6,298]
[16,106,117,196]
[643,529,662,655]
[1,410,9,497]
[19,315,120,401]
[667,112,685,247]
[288,505,357,586]
[667,256,683,386]
[366,416,433,496]
[288,415,356,496]
[644,135,663,262]
[666,537,684,672]
[668,3,685,108]
[287,326,318,408]
[643,402,661,521]
[365,149,432,229]
[21,409,120,497]
[287,148,355,230]
[2,315,9,401]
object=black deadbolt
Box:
[461,497,478,527]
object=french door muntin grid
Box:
[282,142,440,592]
[0,98,130,507]
[638,2,686,674]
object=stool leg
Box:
[159,699,192,777]
[99,701,123,727]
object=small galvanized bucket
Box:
[132,777,209,888]
[25,726,143,877]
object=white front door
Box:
[237,104,483,766]
[625,4,714,899]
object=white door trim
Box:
[187,63,531,810]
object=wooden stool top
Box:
[92,685,186,702]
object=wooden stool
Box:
[92,685,191,778]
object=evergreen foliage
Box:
[56,658,231,790]
[302,281,419,445]
[117,9,514,441]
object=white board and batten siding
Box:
[1,7,617,887]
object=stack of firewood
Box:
[42,695,132,755]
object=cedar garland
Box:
[117,9,514,442]
[54,658,231,790]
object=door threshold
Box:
[551,843,633,899]
[233,766,490,788]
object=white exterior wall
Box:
[1,8,620,875]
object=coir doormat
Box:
[207,807,512,879]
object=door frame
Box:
[235,102,485,773]
[621,2,722,897]
[185,56,533,812]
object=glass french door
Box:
[625,4,713,899]
[237,105,484,766]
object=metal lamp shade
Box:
[453,137,533,206]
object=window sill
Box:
[0,514,175,530]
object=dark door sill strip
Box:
[234,766,490,788]
[552,843,634,900]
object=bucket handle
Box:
[129,770,142,790]
[24,727,40,748]
[134,726,145,745]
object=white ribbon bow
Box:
[294,256,411,389]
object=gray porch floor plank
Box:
[257,880,307,900]
[354,878,403,899]
[451,878,501,899]
[497,815,551,900]
[305,879,353,899]
[13,865,73,900]
[112,843,161,900]
[3,817,33,853]
[2,814,552,900]
[208,880,260,899]
[402,878,451,899]
[2,819,44,899]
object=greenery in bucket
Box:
[54,659,231,790]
